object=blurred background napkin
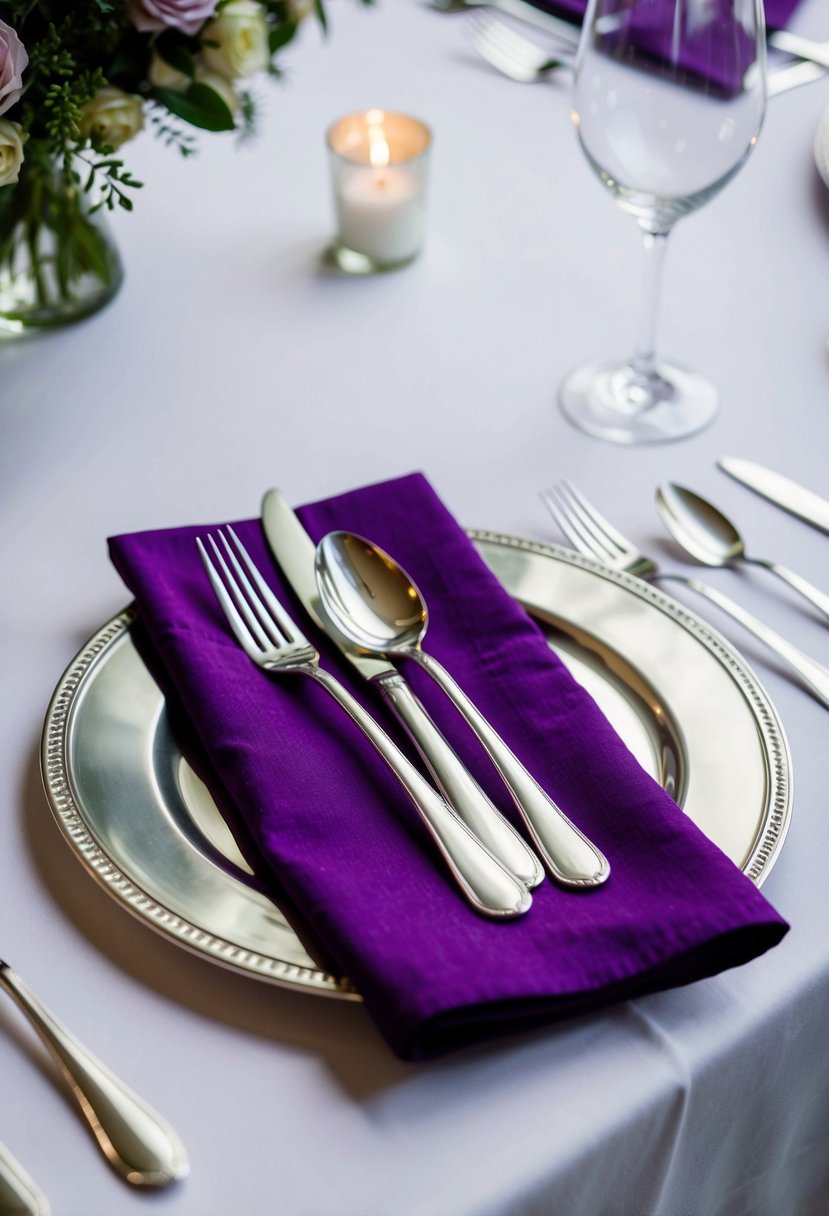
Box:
[530,0,802,32]
[109,474,787,1060]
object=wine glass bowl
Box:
[560,0,766,444]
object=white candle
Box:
[327,110,432,271]
[336,166,423,265]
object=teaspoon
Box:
[656,483,829,622]
[314,531,610,888]
[0,960,188,1188]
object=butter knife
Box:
[718,458,829,535]
[260,489,544,889]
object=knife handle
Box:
[0,963,188,1188]
[405,652,610,888]
[375,674,544,888]
[310,668,531,918]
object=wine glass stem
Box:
[629,227,671,383]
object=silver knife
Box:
[260,489,544,889]
[718,458,829,535]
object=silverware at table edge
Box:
[464,9,829,95]
[540,482,829,709]
[314,528,609,888]
[261,489,544,891]
[656,483,829,622]
[196,527,532,919]
[0,1140,50,1216]
[0,961,188,1188]
[719,458,829,535]
[433,0,580,45]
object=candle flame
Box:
[367,115,391,169]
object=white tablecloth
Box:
[2,2,829,1213]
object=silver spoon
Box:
[656,484,829,622]
[0,960,188,1188]
[0,1141,50,1216]
[314,531,610,889]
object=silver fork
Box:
[468,13,571,83]
[196,527,532,919]
[468,12,827,95]
[541,482,829,709]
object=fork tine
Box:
[552,482,619,563]
[211,532,284,652]
[196,536,263,660]
[559,480,632,555]
[224,525,303,646]
[539,485,591,553]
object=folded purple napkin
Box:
[533,0,804,94]
[109,474,787,1059]
[533,0,801,32]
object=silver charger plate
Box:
[41,533,792,1001]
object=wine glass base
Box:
[559,359,719,445]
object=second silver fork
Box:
[197,527,532,919]
[541,481,829,709]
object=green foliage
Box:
[0,0,340,212]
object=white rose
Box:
[149,51,190,91]
[195,68,239,117]
[286,0,314,21]
[0,116,24,186]
[79,86,144,150]
[201,0,269,80]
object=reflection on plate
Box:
[40,534,792,1001]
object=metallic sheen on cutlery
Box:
[314,529,609,889]
[198,526,532,918]
[719,458,829,535]
[0,1141,50,1216]
[0,961,188,1188]
[260,490,544,890]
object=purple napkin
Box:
[533,0,804,94]
[533,0,801,32]
[109,474,787,1059]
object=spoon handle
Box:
[408,653,610,888]
[310,669,532,918]
[0,962,188,1188]
[0,1141,50,1216]
[655,576,829,708]
[375,674,544,889]
[748,557,829,622]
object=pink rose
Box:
[0,19,28,117]
[129,0,217,36]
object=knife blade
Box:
[260,488,544,888]
[718,458,829,535]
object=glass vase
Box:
[0,162,123,334]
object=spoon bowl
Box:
[656,483,747,567]
[656,483,829,622]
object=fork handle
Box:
[746,557,829,622]
[0,963,188,1188]
[310,669,531,918]
[656,576,829,708]
[408,651,610,888]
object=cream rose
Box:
[201,1,269,80]
[0,117,24,186]
[79,86,144,150]
[149,52,190,92]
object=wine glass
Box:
[559,0,766,444]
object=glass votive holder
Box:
[326,109,432,274]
